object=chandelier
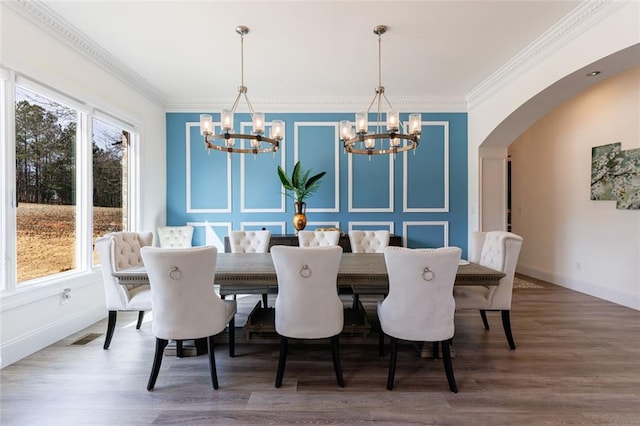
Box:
[339,25,421,158]
[200,26,283,155]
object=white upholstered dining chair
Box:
[96,231,154,350]
[157,225,194,248]
[228,230,270,253]
[297,230,341,247]
[378,246,461,393]
[141,246,236,391]
[348,230,390,253]
[453,231,523,350]
[348,230,391,309]
[223,230,272,308]
[271,245,345,388]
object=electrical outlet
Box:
[61,288,71,304]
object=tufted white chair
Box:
[96,231,154,349]
[348,230,390,253]
[348,230,391,310]
[378,246,461,392]
[225,230,272,308]
[454,231,523,350]
[141,246,236,391]
[297,230,341,248]
[157,226,194,248]
[228,230,270,253]
[271,245,345,388]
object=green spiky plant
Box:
[277,161,326,203]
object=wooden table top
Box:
[113,252,504,288]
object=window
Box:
[15,86,78,283]
[92,117,129,265]
[0,71,138,289]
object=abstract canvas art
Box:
[591,142,640,210]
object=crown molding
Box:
[166,96,468,113]
[7,0,167,107]
[466,0,622,110]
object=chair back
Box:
[141,246,231,340]
[478,231,523,309]
[378,246,461,342]
[348,230,390,253]
[271,245,343,339]
[298,230,340,248]
[157,226,194,248]
[468,231,487,263]
[96,231,153,310]
[228,230,271,253]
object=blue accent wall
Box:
[166,112,468,256]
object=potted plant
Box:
[277,161,326,232]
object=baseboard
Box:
[0,307,104,369]
[517,264,639,311]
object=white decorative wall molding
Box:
[186,122,232,213]
[167,96,468,114]
[403,121,449,213]
[348,221,395,234]
[402,221,449,248]
[307,221,340,229]
[293,122,340,213]
[348,143,394,213]
[240,121,287,213]
[240,222,286,234]
[7,0,166,107]
[466,0,619,109]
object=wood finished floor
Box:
[1,275,639,425]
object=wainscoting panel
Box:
[240,122,287,213]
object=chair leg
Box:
[330,335,345,387]
[501,310,516,350]
[103,311,117,350]
[441,338,458,393]
[207,335,219,389]
[352,294,360,311]
[262,293,269,308]
[228,317,235,358]
[387,337,398,390]
[147,338,168,391]
[432,341,439,359]
[480,310,490,329]
[136,311,145,329]
[176,340,184,358]
[275,336,288,388]
[378,328,385,357]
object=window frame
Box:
[0,68,140,295]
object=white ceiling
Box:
[39,0,584,110]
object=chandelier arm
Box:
[230,91,243,114]
[243,92,255,116]
[365,92,378,115]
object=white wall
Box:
[468,1,640,235]
[0,4,166,367]
[511,66,639,310]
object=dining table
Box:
[112,252,505,290]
